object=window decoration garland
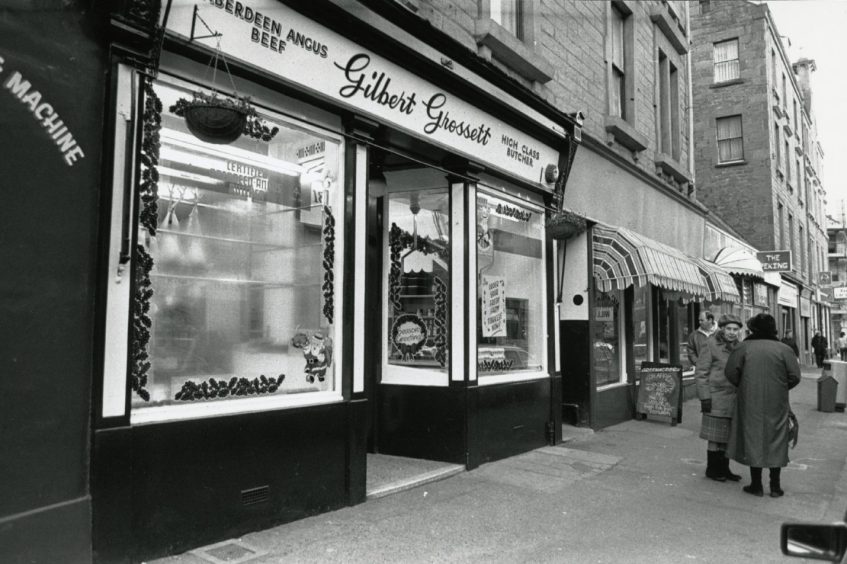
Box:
[174,374,286,401]
[322,205,335,324]
[131,77,162,402]
[388,222,450,314]
[433,276,448,367]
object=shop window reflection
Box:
[632,285,649,370]
[476,192,545,376]
[594,291,621,386]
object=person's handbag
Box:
[788,410,799,449]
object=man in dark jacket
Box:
[781,330,799,358]
[725,313,801,497]
[811,331,828,368]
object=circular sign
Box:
[391,314,428,360]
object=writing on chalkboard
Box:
[636,364,682,425]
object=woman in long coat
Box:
[725,313,801,497]
[695,313,743,482]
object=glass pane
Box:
[632,286,649,369]
[132,80,341,408]
[594,292,621,386]
[385,188,450,372]
[677,303,693,372]
[492,0,521,38]
[477,192,544,376]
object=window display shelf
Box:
[150,272,321,287]
[156,228,320,251]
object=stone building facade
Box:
[690,0,829,357]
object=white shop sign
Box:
[163,0,560,188]
[779,280,798,308]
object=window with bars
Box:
[716,115,743,162]
[713,39,739,82]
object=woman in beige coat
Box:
[695,313,744,482]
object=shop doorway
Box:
[364,150,464,497]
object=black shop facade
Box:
[92,1,580,560]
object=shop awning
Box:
[712,246,764,277]
[693,258,742,303]
[592,224,710,298]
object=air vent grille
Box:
[241,485,270,506]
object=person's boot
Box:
[770,468,784,497]
[722,452,742,482]
[706,451,727,482]
[743,467,764,496]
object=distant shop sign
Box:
[834,287,847,301]
[756,250,792,272]
[820,271,833,285]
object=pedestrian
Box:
[696,313,744,482]
[811,330,828,369]
[781,330,799,358]
[725,313,801,497]
[838,332,847,361]
[687,310,715,367]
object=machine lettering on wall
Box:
[0,54,85,166]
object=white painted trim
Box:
[131,392,344,425]
[101,65,135,418]
[380,366,448,387]
[554,242,561,373]
[451,182,466,382]
[467,182,478,382]
[353,144,367,393]
[477,371,548,387]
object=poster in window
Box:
[481,275,506,337]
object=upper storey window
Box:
[490,0,523,40]
[610,3,628,119]
[713,39,739,83]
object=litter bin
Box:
[818,373,838,413]
[828,360,847,412]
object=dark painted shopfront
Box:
[558,224,742,429]
[77,1,583,561]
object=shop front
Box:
[710,246,780,324]
[780,279,800,342]
[93,1,579,560]
[559,223,740,428]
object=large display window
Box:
[127,76,344,422]
[476,190,546,382]
[381,179,451,386]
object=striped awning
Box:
[592,224,710,298]
[694,258,741,303]
[712,246,764,278]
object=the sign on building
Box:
[756,250,792,272]
[820,271,833,285]
[834,286,847,300]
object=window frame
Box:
[713,38,740,83]
[607,0,635,122]
[475,185,548,387]
[715,114,744,164]
[111,70,347,425]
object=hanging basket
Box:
[546,209,588,240]
[183,102,249,145]
[170,92,280,145]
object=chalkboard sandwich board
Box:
[636,363,683,426]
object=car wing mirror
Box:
[781,522,847,561]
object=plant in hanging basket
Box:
[169,91,279,144]
[546,208,588,240]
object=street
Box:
[152,367,847,564]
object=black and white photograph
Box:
[3,1,847,562]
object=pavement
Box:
[151,366,847,563]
